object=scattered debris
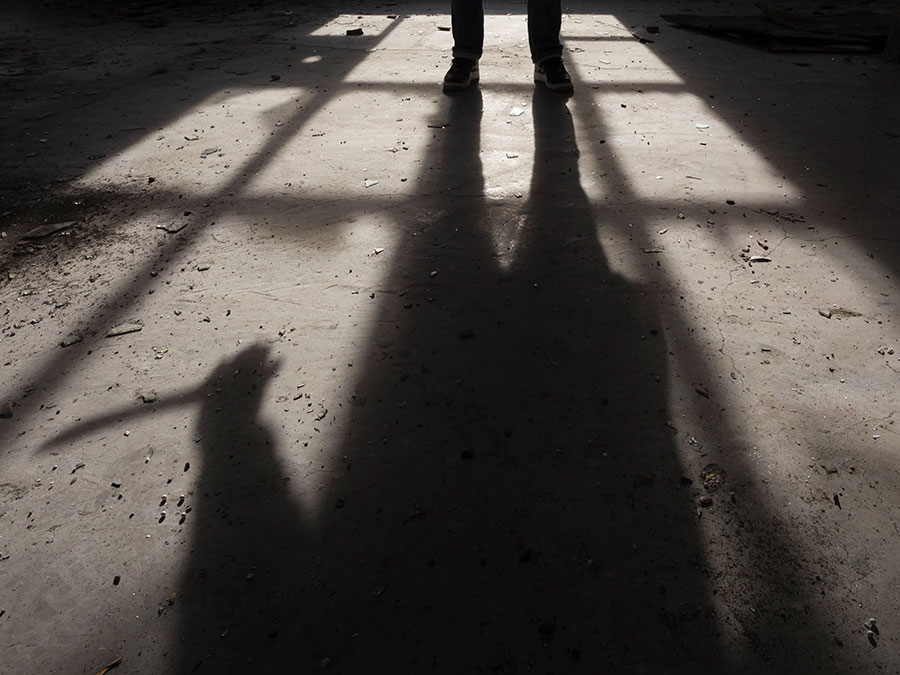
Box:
[364,179,380,188]
[509,107,526,117]
[748,256,771,264]
[200,147,219,158]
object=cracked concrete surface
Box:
[1,0,899,672]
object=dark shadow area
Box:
[169,87,726,672]
[175,344,308,673]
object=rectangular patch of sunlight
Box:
[76,87,311,195]
[592,91,800,203]
[564,14,685,86]
[242,88,430,199]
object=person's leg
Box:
[452,0,484,60]
[527,0,562,64]
[528,0,571,91]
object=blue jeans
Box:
[451,0,563,64]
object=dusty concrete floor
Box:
[1,0,899,672]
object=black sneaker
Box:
[534,57,573,92]
[443,58,479,92]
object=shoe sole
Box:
[534,72,574,93]
[443,67,480,92]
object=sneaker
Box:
[443,58,479,92]
[534,57,573,92]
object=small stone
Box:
[156,222,187,234]
[197,263,210,271]
[23,221,77,239]
[106,323,143,337]
[61,333,84,347]
[818,309,832,319]
[699,495,713,507]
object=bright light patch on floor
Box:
[594,90,800,203]
[243,89,427,198]
[76,88,309,191]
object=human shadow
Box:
[172,344,307,673]
[243,87,729,671]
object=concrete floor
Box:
[1,0,899,672]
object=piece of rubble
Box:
[60,334,83,347]
[23,221,77,239]
[106,323,143,337]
